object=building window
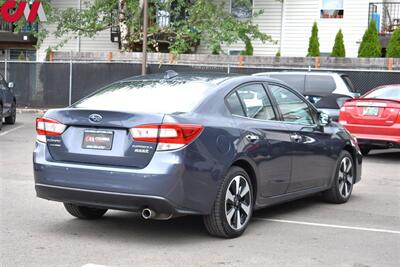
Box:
[320,0,344,19]
[10,49,36,61]
[231,0,253,19]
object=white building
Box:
[36,0,397,60]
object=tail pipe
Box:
[141,208,156,220]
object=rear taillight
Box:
[36,117,67,143]
[130,124,204,151]
[339,106,347,124]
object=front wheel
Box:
[322,151,355,204]
[64,203,107,219]
[203,166,254,238]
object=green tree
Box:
[358,20,382,58]
[9,0,272,55]
[386,28,400,58]
[307,22,320,57]
[331,29,346,57]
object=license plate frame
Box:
[82,130,114,150]
[363,106,379,116]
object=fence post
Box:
[69,60,72,106]
[4,58,7,81]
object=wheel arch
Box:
[231,159,258,204]
[342,144,358,179]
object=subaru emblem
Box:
[89,114,103,123]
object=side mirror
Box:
[318,112,331,126]
[8,82,14,88]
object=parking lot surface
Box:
[1,112,399,267]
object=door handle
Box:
[290,133,302,143]
[246,134,260,143]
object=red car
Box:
[339,85,400,155]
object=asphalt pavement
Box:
[1,112,399,267]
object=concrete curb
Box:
[17,108,46,115]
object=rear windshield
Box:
[364,87,400,100]
[74,80,213,113]
[269,74,305,93]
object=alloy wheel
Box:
[338,157,354,198]
[225,175,252,230]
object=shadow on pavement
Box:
[366,149,400,162]
[45,195,332,243]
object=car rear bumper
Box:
[342,123,400,148]
[35,183,191,215]
[33,142,222,215]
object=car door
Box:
[226,83,292,197]
[268,83,334,192]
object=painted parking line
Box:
[254,218,400,235]
[0,125,24,137]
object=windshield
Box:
[364,86,400,100]
[74,80,214,113]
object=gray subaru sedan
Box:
[33,72,362,238]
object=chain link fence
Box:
[1,60,400,108]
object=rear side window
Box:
[226,92,245,116]
[269,74,305,93]
[341,75,357,93]
[236,83,276,121]
[305,75,336,94]
[74,80,213,114]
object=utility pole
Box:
[141,0,148,75]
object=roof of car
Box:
[253,71,344,76]
[122,71,244,85]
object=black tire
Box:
[203,166,254,238]
[360,146,370,156]
[323,151,355,204]
[0,103,3,130]
[4,101,16,125]
[64,203,107,219]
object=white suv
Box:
[253,71,360,121]
[253,71,359,97]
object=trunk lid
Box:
[44,108,164,169]
[343,98,400,126]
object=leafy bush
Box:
[307,22,320,57]
[358,20,382,58]
[386,28,400,58]
[331,29,346,57]
[241,39,254,56]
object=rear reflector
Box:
[36,117,67,142]
[130,124,204,151]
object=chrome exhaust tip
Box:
[141,208,155,220]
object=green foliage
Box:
[17,52,25,61]
[45,47,52,61]
[307,22,320,57]
[6,0,271,55]
[275,50,281,57]
[358,20,382,58]
[386,28,400,58]
[240,38,254,56]
[331,29,346,57]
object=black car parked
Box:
[0,74,16,130]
